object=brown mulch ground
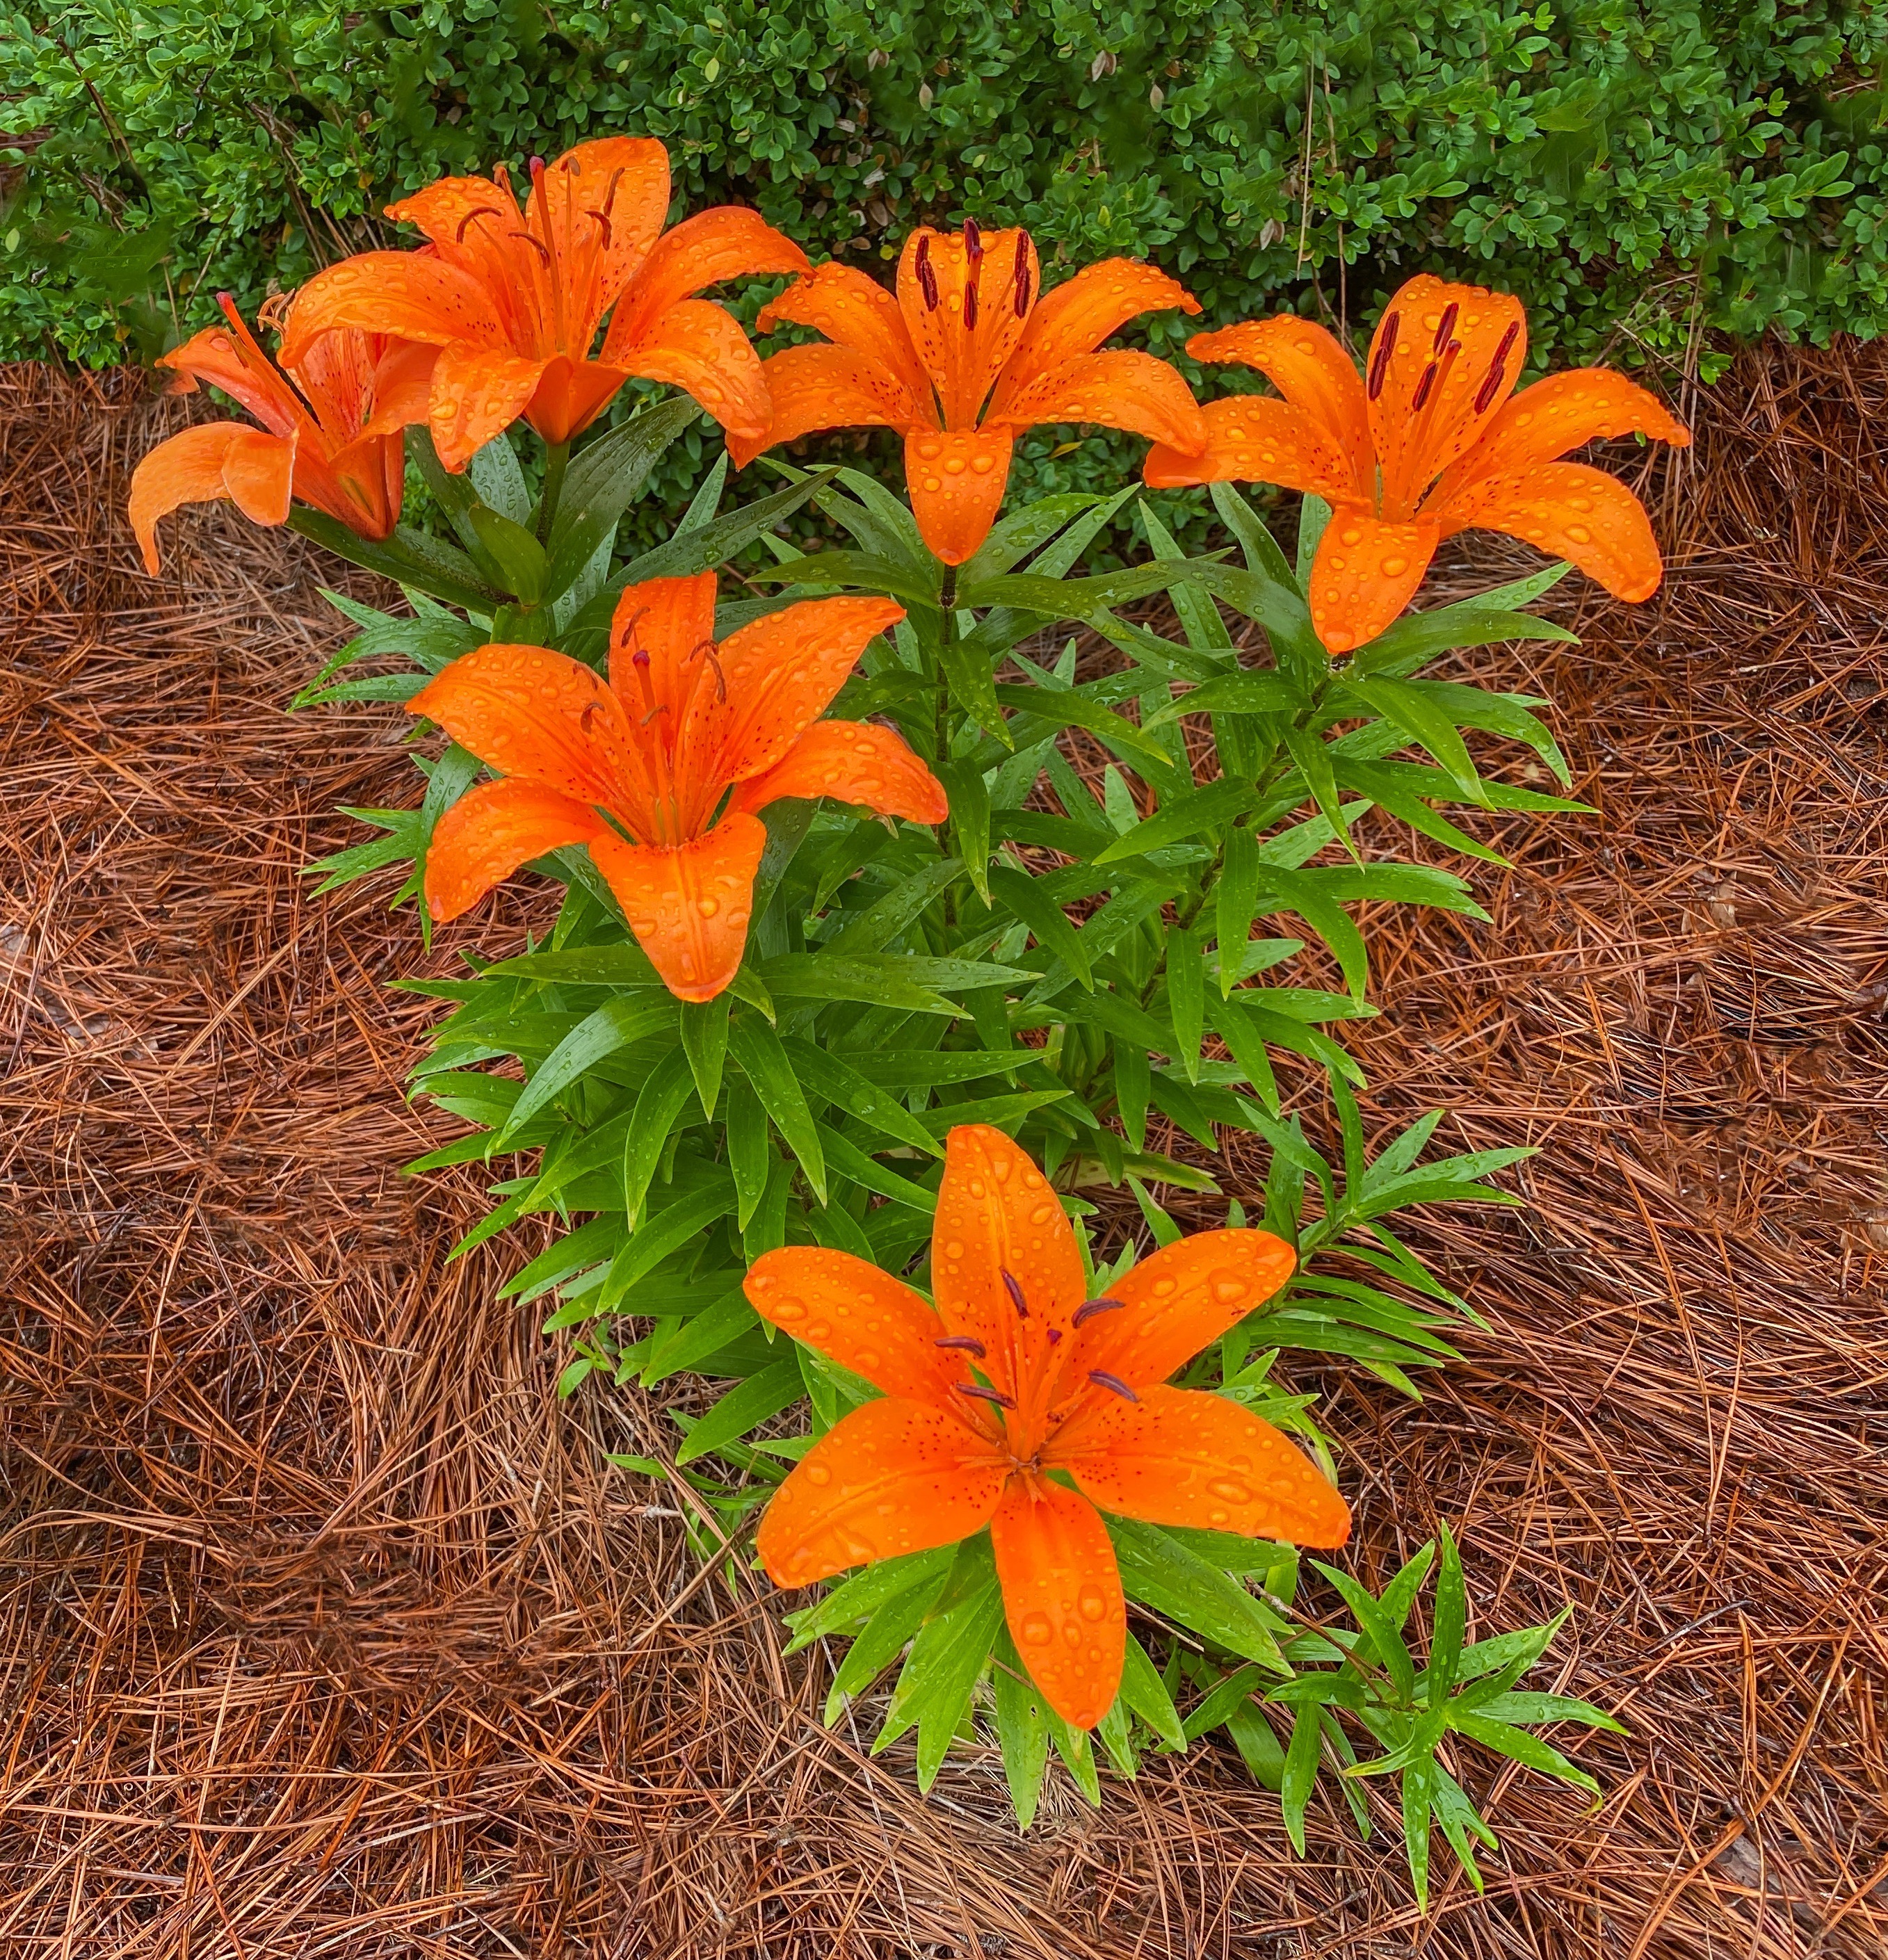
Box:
[3,346,1885,1958]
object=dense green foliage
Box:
[6,0,1882,408]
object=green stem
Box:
[537,440,570,543]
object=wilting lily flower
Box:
[129,295,432,574]
[745,1124,1349,1730]
[280,138,808,469]
[1145,273,1692,653]
[408,574,942,1001]
[733,223,1208,565]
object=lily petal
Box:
[724,720,948,825]
[1049,1384,1350,1548]
[745,1246,974,1407]
[523,136,672,320]
[1439,459,1667,603]
[430,343,553,469]
[1184,315,1372,493]
[755,1397,1008,1589]
[905,426,1013,566]
[609,296,770,442]
[1366,275,1528,516]
[994,258,1198,412]
[1143,394,1357,500]
[757,261,935,408]
[703,597,907,784]
[280,253,503,368]
[423,779,608,923]
[355,338,441,442]
[604,206,809,355]
[521,352,630,450]
[991,348,1204,456]
[898,225,1036,429]
[587,812,768,1003]
[930,1123,1087,1405]
[730,343,929,469]
[1432,368,1691,508]
[129,423,293,574]
[408,642,641,811]
[160,300,305,438]
[990,1478,1125,1731]
[608,572,720,712]
[1307,510,1440,655]
[1058,1228,1298,1407]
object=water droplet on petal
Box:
[1019,1613,1054,1646]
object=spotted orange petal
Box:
[697,597,906,784]
[521,352,630,450]
[609,297,770,443]
[1307,510,1440,655]
[1056,1228,1298,1411]
[607,572,720,715]
[605,206,809,354]
[1048,1384,1350,1547]
[990,348,1204,455]
[1440,460,1667,603]
[744,1246,974,1408]
[905,426,1012,566]
[280,253,504,369]
[407,642,640,811]
[128,424,291,574]
[423,778,608,923]
[724,720,947,825]
[1432,368,1691,508]
[990,1478,1125,1731]
[160,300,305,438]
[929,1123,1087,1407]
[755,1397,1008,1589]
[1185,316,1373,497]
[1143,393,1357,500]
[731,343,929,469]
[355,338,441,442]
[522,136,672,323]
[993,258,1198,414]
[897,226,1035,429]
[1366,275,1528,517]
[586,812,768,1003]
[756,261,934,409]
[426,343,552,469]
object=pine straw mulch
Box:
[2,346,1886,1959]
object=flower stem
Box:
[538,441,570,543]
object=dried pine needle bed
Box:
[2,347,1885,1958]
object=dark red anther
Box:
[964,281,979,329]
[1012,234,1032,317]
[1367,311,1399,400]
[963,216,983,264]
[915,235,940,311]
[1411,353,1450,412]
[935,1335,987,1357]
[1001,1269,1028,1319]
[1088,1370,1139,1403]
[1473,322,1520,414]
[586,208,614,249]
[1433,301,1459,353]
[1072,1296,1125,1328]
[510,230,554,266]
[958,1382,1018,1411]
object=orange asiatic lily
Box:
[746,1124,1350,1729]
[279,138,808,470]
[732,222,1208,565]
[1144,273,1692,654]
[129,294,433,574]
[408,573,942,1001]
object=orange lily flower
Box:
[746,1124,1350,1730]
[129,294,433,574]
[279,138,809,470]
[1144,273,1692,654]
[408,573,943,1001]
[732,222,1208,565]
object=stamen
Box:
[963,216,983,265]
[963,282,978,329]
[1012,234,1031,317]
[586,208,614,249]
[915,236,940,311]
[1072,1296,1124,1328]
[1001,1269,1028,1319]
[1367,311,1399,401]
[1411,340,1458,414]
[640,703,670,727]
[580,702,599,733]
[529,156,547,186]
[686,635,727,702]
[456,207,506,242]
[935,1336,987,1356]
[1473,323,1521,414]
[1432,301,1459,354]
[1088,1370,1140,1403]
[511,230,554,266]
[957,1382,1017,1411]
